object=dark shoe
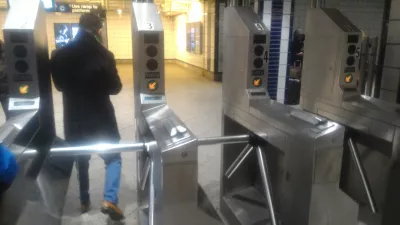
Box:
[80,201,92,214]
[101,201,125,221]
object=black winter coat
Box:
[51,31,122,143]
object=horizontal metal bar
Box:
[50,143,145,156]
[198,134,249,146]
[10,144,37,161]
[13,134,249,158]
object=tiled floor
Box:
[53,63,224,225]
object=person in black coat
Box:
[290,29,305,67]
[51,13,124,221]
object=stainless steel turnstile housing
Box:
[301,8,400,225]
[221,6,358,225]
[132,3,221,225]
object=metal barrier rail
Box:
[5,133,251,225]
[11,134,250,157]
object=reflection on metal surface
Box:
[0,110,37,147]
[50,143,145,156]
[348,138,377,214]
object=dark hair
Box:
[79,13,103,32]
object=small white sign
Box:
[8,97,40,111]
[141,94,166,105]
[255,23,264,31]
[146,22,154,30]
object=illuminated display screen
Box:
[54,23,71,49]
[54,23,80,49]
[347,35,359,44]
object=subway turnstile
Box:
[0,1,74,225]
[220,5,358,225]
[131,2,222,225]
[301,8,400,225]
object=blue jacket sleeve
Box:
[0,144,18,185]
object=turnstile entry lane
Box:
[0,1,74,225]
[301,8,400,225]
[221,3,358,225]
[132,1,226,224]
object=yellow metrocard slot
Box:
[344,74,353,84]
[148,80,158,91]
[19,84,29,95]
[253,78,262,87]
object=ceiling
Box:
[64,0,192,16]
[0,0,192,16]
[154,0,191,16]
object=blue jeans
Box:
[76,153,122,204]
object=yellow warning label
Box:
[345,74,353,83]
[253,78,262,87]
[148,80,158,91]
[19,84,29,95]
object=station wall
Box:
[293,0,385,38]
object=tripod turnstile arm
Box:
[256,146,278,225]
[348,138,377,214]
[141,157,151,191]
[198,134,250,146]
[147,141,163,225]
[225,144,254,178]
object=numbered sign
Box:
[355,47,361,59]
[254,23,264,31]
[146,22,154,30]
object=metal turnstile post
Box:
[147,142,163,225]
